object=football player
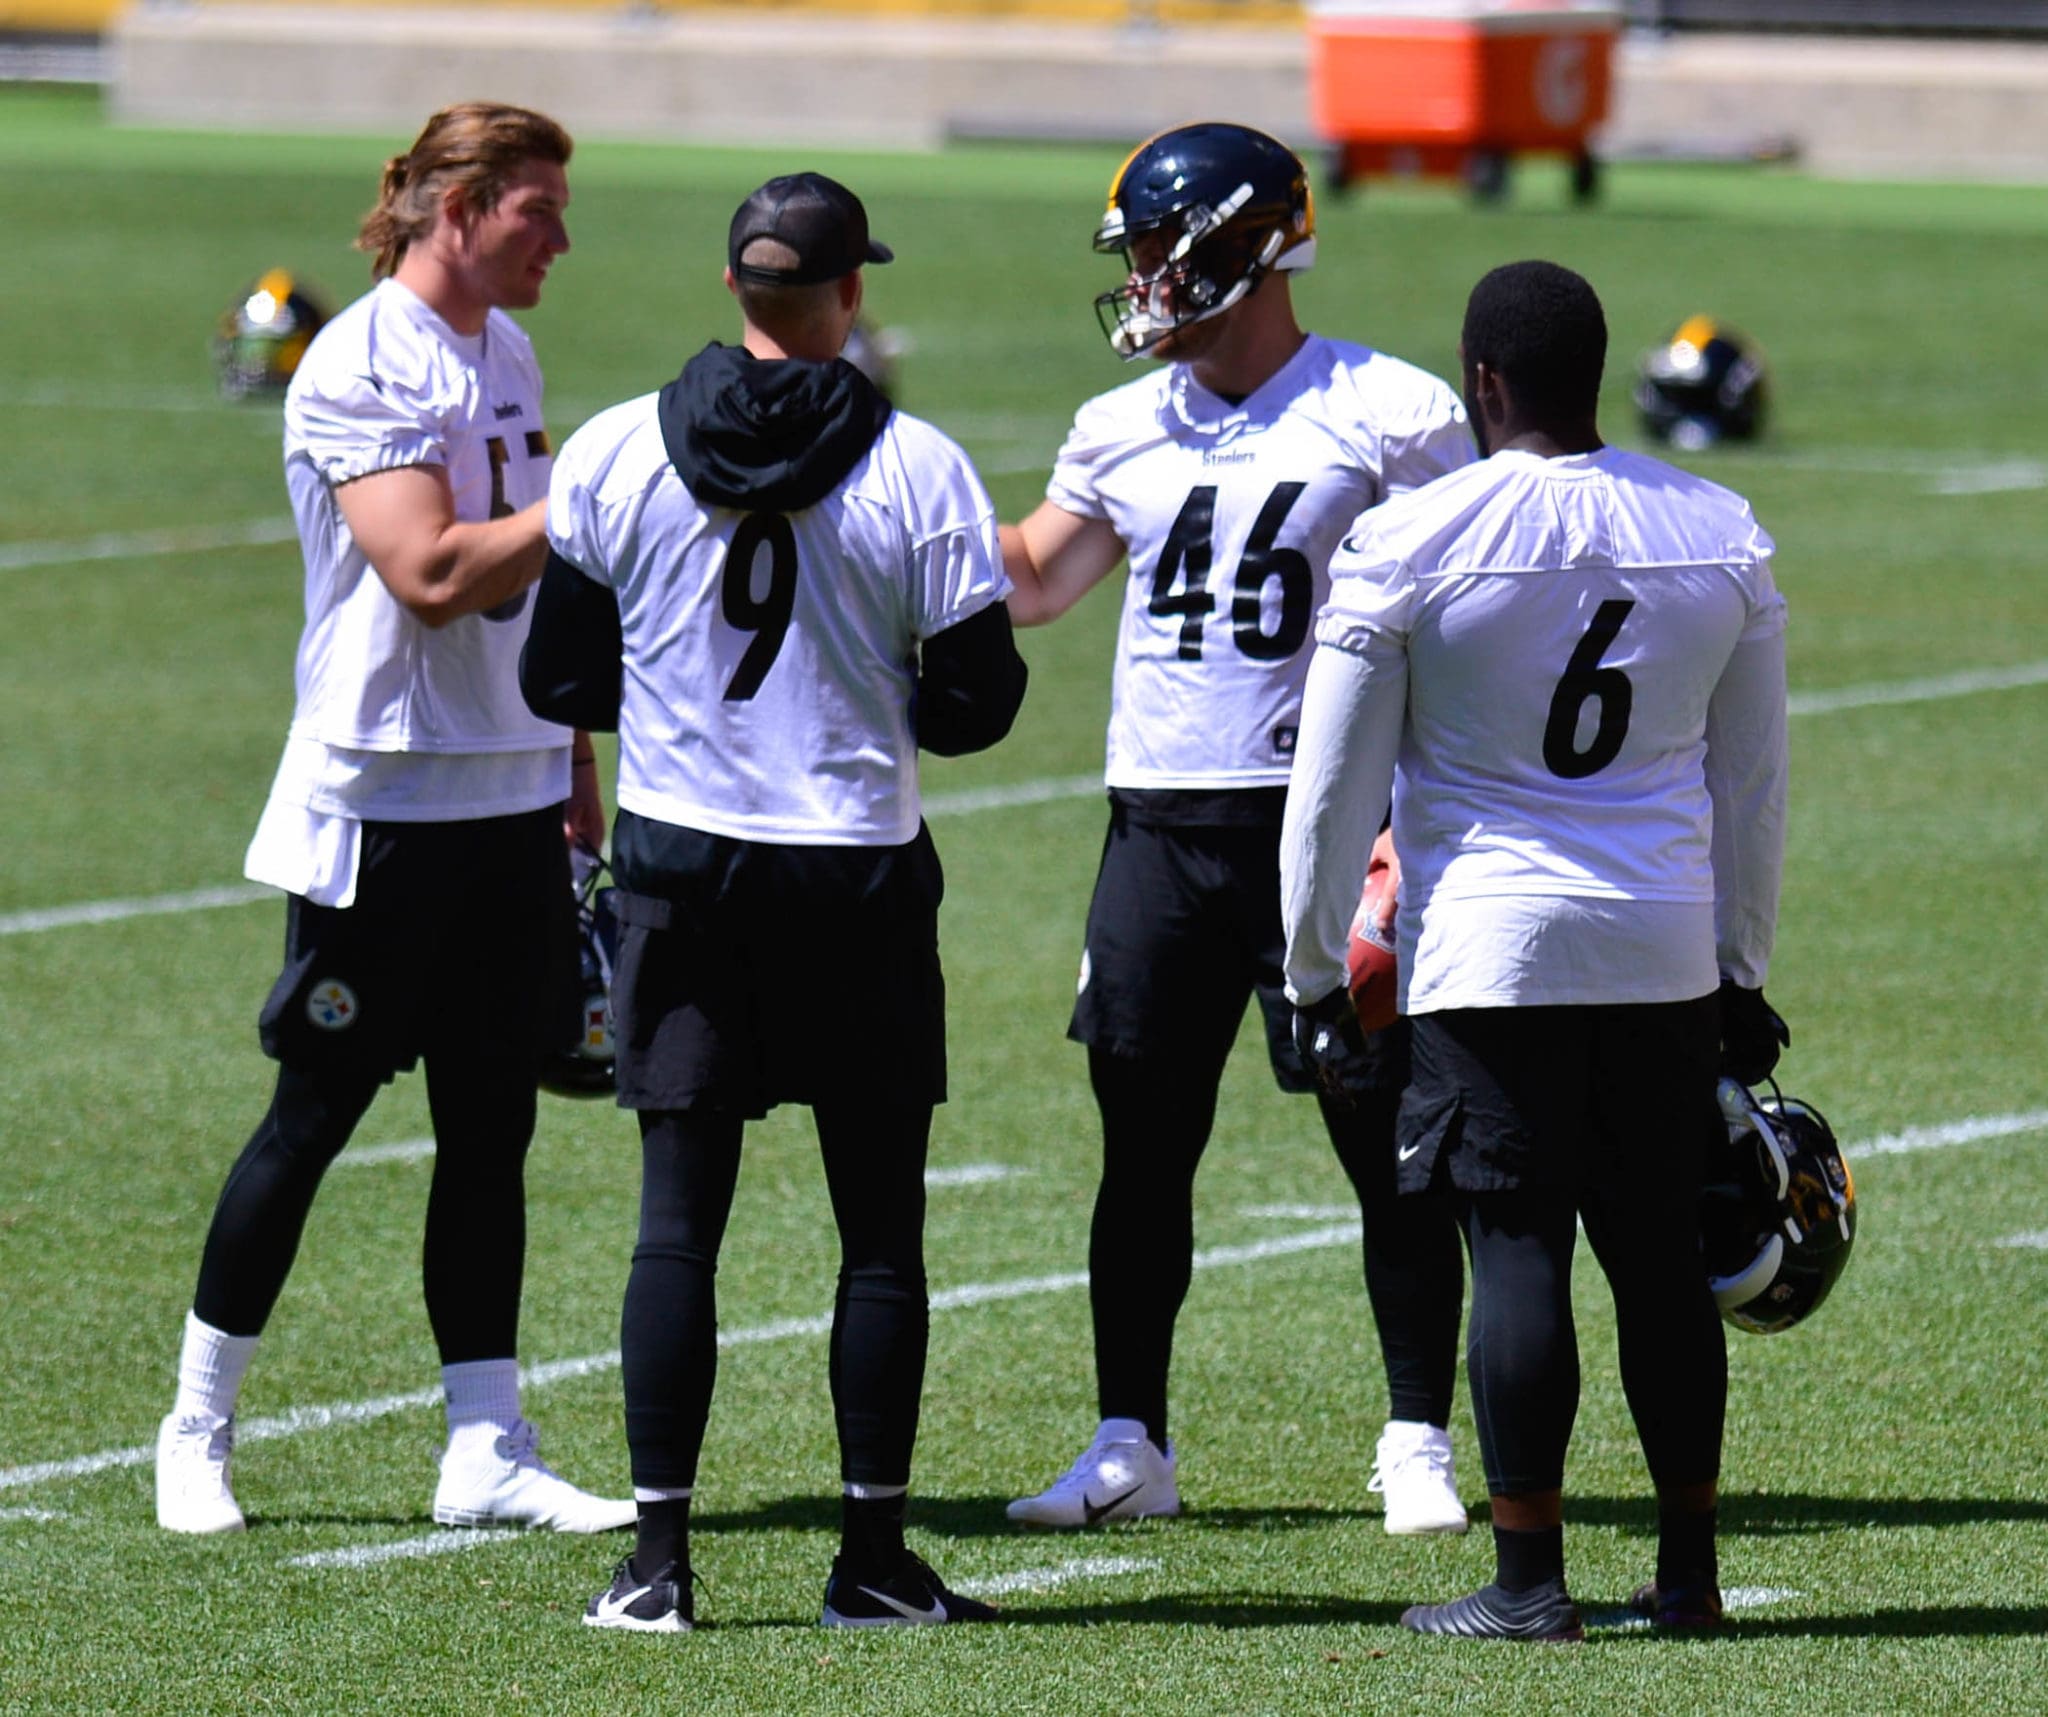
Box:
[521,172,1028,1632]
[1002,122,1475,1534]
[155,104,630,1538]
[1280,260,1790,1638]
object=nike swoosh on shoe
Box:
[1083,1482,1145,1524]
[856,1585,949,1624]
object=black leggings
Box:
[621,1100,932,1491]
[1088,1043,1464,1447]
[1458,1179,1727,1497]
[191,1053,537,1363]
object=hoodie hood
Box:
[659,341,893,513]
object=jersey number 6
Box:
[1151,483,1313,663]
[721,512,799,701]
[1543,598,1636,779]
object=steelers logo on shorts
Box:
[306,979,360,1031]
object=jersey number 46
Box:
[1151,483,1312,663]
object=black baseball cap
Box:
[728,172,894,287]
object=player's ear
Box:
[723,266,739,300]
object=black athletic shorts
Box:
[1067,797,1317,1092]
[608,815,947,1117]
[1395,993,1723,1196]
[257,806,580,1080]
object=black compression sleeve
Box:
[518,549,624,732]
[914,600,1028,757]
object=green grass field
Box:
[2,83,2046,1714]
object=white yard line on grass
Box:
[954,1556,1162,1599]
[924,1164,1025,1188]
[11,654,2047,944]
[1997,1230,2048,1250]
[2,1103,2043,1499]
[0,883,273,937]
[0,1220,1362,1496]
[333,1141,1022,1191]
[0,1098,2040,1500]
[1786,660,2048,717]
[1846,1110,2048,1159]
[0,518,299,573]
[286,1529,523,1571]
[334,1138,438,1169]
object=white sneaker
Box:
[1006,1418,1179,1528]
[156,1412,246,1535]
[1370,1419,1469,1536]
[432,1419,635,1533]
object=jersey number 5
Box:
[1543,598,1636,778]
[481,431,549,624]
[721,512,799,700]
[1151,483,1313,662]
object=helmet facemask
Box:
[1092,192,1312,360]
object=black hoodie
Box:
[520,344,1026,760]
[660,341,893,512]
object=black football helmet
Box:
[1093,121,1317,359]
[1701,1078,1856,1335]
[213,269,329,400]
[539,843,620,1099]
[1634,315,1767,451]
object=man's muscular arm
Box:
[1001,501,1126,627]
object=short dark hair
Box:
[1461,261,1606,420]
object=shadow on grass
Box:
[1564,1490,2048,1537]
[690,1494,1383,1541]
[694,1488,2048,1545]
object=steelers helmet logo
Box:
[306,979,360,1031]
[582,996,614,1057]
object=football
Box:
[1345,861,1400,1033]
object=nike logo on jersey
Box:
[856,1584,949,1624]
[1397,1142,1424,1163]
[1083,1483,1144,1524]
[492,401,524,421]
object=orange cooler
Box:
[1307,1,1622,196]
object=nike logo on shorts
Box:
[1397,1142,1424,1162]
[1083,1483,1144,1524]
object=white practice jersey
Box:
[281,278,566,765]
[1282,446,1788,1012]
[548,395,1008,846]
[1047,334,1472,790]
[247,280,567,906]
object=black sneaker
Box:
[1629,1579,1725,1630]
[820,1551,998,1627]
[1401,1580,1584,1642]
[583,1558,694,1633]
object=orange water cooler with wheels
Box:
[1307,1,1622,202]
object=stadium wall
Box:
[103,3,2048,180]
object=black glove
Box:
[1292,986,1378,1107]
[1719,977,1790,1086]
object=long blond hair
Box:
[354,102,573,279]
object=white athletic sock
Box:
[842,1481,908,1500]
[633,1486,694,1504]
[441,1358,521,1456]
[1097,1417,1151,1446]
[171,1311,258,1424]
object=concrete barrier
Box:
[106,3,2048,179]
